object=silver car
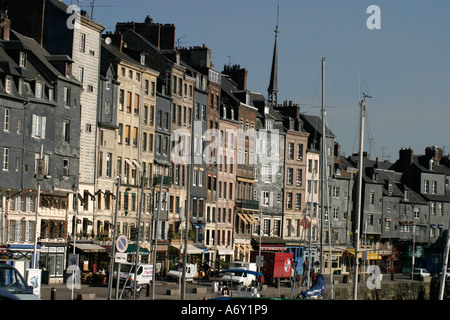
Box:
[413,268,431,281]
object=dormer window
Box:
[19,51,27,68]
[403,190,409,201]
[18,78,23,95]
[35,82,43,99]
[140,53,145,65]
[48,88,54,102]
[5,76,12,93]
[388,183,393,194]
[65,63,72,78]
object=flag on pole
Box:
[300,217,311,229]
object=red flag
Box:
[300,217,311,229]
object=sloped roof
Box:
[301,113,335,138]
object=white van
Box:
[115,263,153,285]
[221,262,257,286]
[167,263,197,283]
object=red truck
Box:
[251,251,294,287]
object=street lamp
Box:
[152,163,167,299]
[71,182,78,300]
[133,168,146,300]
[107,176,120,300]
[32,146,44,270]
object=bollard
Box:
[51,287,56,300]
[146,283,150,297]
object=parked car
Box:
[0,264,40,300]
[413,268,431,280]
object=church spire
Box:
[268,1,280,107]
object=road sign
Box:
[115,252,128,263]
[256,255,264,267]
[116,235,128,253]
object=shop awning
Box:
[236,244,252,253]
[126,244,149,255]
[344,249,381,260]
[171,244,207,254]
[74,243,107,253]
[237,213,249,225]
[217,248,234,255]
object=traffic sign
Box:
[116,235,128,253]
[256,255,264,267]
[115,252,128,263]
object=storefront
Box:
[39,242,67,284]
[342,248,382,274]
[0,244,39,280]
[68,242,109,283]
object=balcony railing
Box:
[236,199,259,210]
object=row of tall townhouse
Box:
[0,14,82,278]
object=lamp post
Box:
[32,145,44,269]
[133,168,145,300]
[107,176,120,300]
[152,163,166,299]
[71,183,78,300]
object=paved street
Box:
[38,273,431,301]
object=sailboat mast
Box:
[353,93,370,300]
[320,57,326,271]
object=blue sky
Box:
[67,0,450,162]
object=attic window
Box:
[19,51,27,68]
[403,190,409,201]
[35,82,43,99]
[388,183,393,194]
[5,76,12,93]
[65,63,72,77]
[140,53,145,65]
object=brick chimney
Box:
[399,148,414,168]
[425,146,443,163]
[223,64,247,90]
[116,17,176,50]
[0,11,11,40]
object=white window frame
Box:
[5,76,12,93]
[4,108,10,131]
[31,115,46,139]
[3,148,9,171]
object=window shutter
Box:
[269,192,273,206]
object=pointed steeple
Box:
[268,2,280,107]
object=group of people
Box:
[299,261,319,287]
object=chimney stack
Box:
[223,64,247,90]
[425,146,443,163]
[0,11,11,41]
[399,148,414,167]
